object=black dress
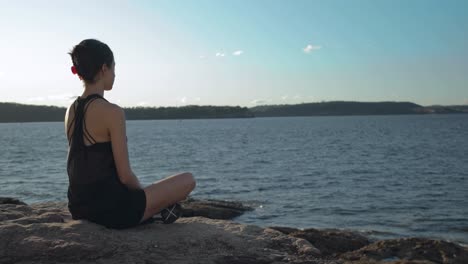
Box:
[66,94,146,229]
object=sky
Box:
[0,0,467,107]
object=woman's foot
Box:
[139,203,183,225]
[160,203,182,224]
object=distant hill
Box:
[423,105,468,114]
[124,105,254,120]
[0,103,254,123]
[0,103,65,123]
[250,101,426,117]
[0,101,466,123]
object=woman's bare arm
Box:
[107,105,142,190]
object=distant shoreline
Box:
[1,101,467,123]
[2,113,468,125]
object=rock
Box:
[340,237,468,264]
[269,226,300,235]
[2,197,466,264]
[0,197,253,221]
[270,226,371,256]
[180,197,254,220]
[292,238,321,255]
[0,200,321,264]
[0,197,27,205]
[214,255,275,264]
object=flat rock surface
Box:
[1,197,467,264]
[0,200,323,264]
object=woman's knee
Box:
[180,172,196,191]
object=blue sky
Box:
[0,0,467,107]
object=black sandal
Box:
[141,203,183,225]
[159,203,183,224]
[141,203,182,225]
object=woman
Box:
[65,39,196,229]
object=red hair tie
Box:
[71,66,77,75]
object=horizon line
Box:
[1,100,467,109]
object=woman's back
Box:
[65,94,114,146]
[66,94,130,220]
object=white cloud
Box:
[137,101,148,106]
[303,44,322,53]
[0,71,4,78]
[232,50,243,56]
[176,97,201,105]
[251,99,268,105]
[179,97,187,104]
[27,93,76,103]
[50,94,76,101]
[27,96,46,102]
[281,95,288,100]
[215,52,225,57]
[199,55,205,59]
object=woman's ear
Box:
[101,64,109,73]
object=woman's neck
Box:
[82,82,105,98]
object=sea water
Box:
[1,114,467,244]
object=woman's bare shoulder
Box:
[88,99,126,127]
[65,98,122,122]
[64,100,77,123]
[64,97,126,128]
[98,99,124,117]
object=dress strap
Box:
[82,96,102,144]
[69,94,108,148]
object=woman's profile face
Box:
[103,61,116,91]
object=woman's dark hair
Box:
[69,39,114,83]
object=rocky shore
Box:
[1,197,467,264]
